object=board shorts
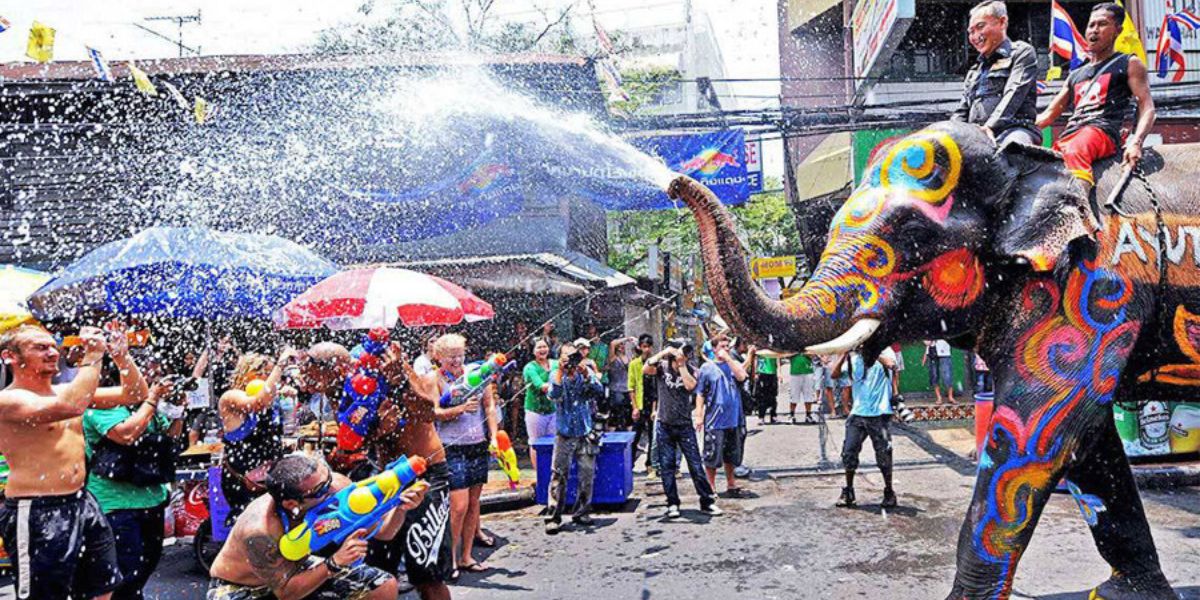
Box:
[366,461,454,586]
[206,556,392,599]
[703,427,742,469]
[0,490,122,600]
[445,441,490,490]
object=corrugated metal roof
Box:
[376,251,636,289]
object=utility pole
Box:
[136,11,202,57]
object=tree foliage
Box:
[311,0,578,54]
[607,180,802,277]
[608,66,683,115]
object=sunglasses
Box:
[299,472,334,501]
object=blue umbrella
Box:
[29,227,338,320]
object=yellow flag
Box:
[193,96,209,124]
[1046,66,1063,82]
[1114,0,1148,63]
[128,61,158,96]
[25,21,55,63]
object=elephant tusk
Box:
[804,319,882,355]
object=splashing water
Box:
[159,66,679,262]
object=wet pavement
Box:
[3,416,1198,599]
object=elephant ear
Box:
[990,142,1099,272]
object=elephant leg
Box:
[1064,414,1175,599]
[945,402,1082,600]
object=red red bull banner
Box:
[633,130,751,207]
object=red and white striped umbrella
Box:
[275,267,494,330]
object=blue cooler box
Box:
[533,431,634,506]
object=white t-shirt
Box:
[413,354,435,376]
[934,340,951,357]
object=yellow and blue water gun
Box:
[279,454,428,562]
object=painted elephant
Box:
[669,120,1200,599]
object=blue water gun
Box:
[439,353,513,408]
[279,454,428,562]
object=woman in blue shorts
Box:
[433,334,498,576]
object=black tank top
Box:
[224,405,283,474]
[1063,53,1134,144]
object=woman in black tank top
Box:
[217,350,294,524]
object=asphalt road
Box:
[4,417,1199,599]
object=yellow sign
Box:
[750,256,797,280]
[26,21,55,63]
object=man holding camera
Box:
[695,332,750,499]
[831,346,899,509]
[83,358,188,600]
[544,342,604,534]
[0,323,149,600]
[643,343,721,519]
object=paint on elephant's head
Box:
[786,126,993,328]
[668,120,1094,354]
[786,121,1095,343]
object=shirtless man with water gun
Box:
[209,454,426,600]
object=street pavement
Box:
[3,416,1198,599]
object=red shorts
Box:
[1052,125,1117,185]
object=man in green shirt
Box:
[787,353,818,424]
[83,376,187,600]
[750,350,779,424]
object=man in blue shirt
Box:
[545,342,605,534]
[832,347,898,509]
[695,332,750,499]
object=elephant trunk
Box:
[668,175,872,353]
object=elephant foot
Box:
[1090,571,1177,600]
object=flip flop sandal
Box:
[460,562,489,573]
[475,532,496,547]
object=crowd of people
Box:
[0,300,993,600]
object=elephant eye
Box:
[894,213,939,256]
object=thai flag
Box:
[1051,0,1088,70]
[1173,10,1200,29]
[87,47,113,82]
[1156,14,1190,81]
[0,16,11,33]
[1037,80,1048,94]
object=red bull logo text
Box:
[678,148,740,176]
[459,163,510,194]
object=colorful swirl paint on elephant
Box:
[784,130,967,321]
[970,258,1140,596]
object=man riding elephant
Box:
[952,0,1040,146]
[669,119,1194,598]
[1037,2,1156,197]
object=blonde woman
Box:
[217,347,296,523]
[432,334,498,576]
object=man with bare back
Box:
[0,323,149,600]
[208,453,425,600]
[298,341,454,600]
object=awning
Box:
[788,0,842,32]
[794,132,852,202]
[378,251,637,297]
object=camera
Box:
[162,374,199,393]
[564,349,584,370]
[892,393,916,423]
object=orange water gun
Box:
[489,430,520,489]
